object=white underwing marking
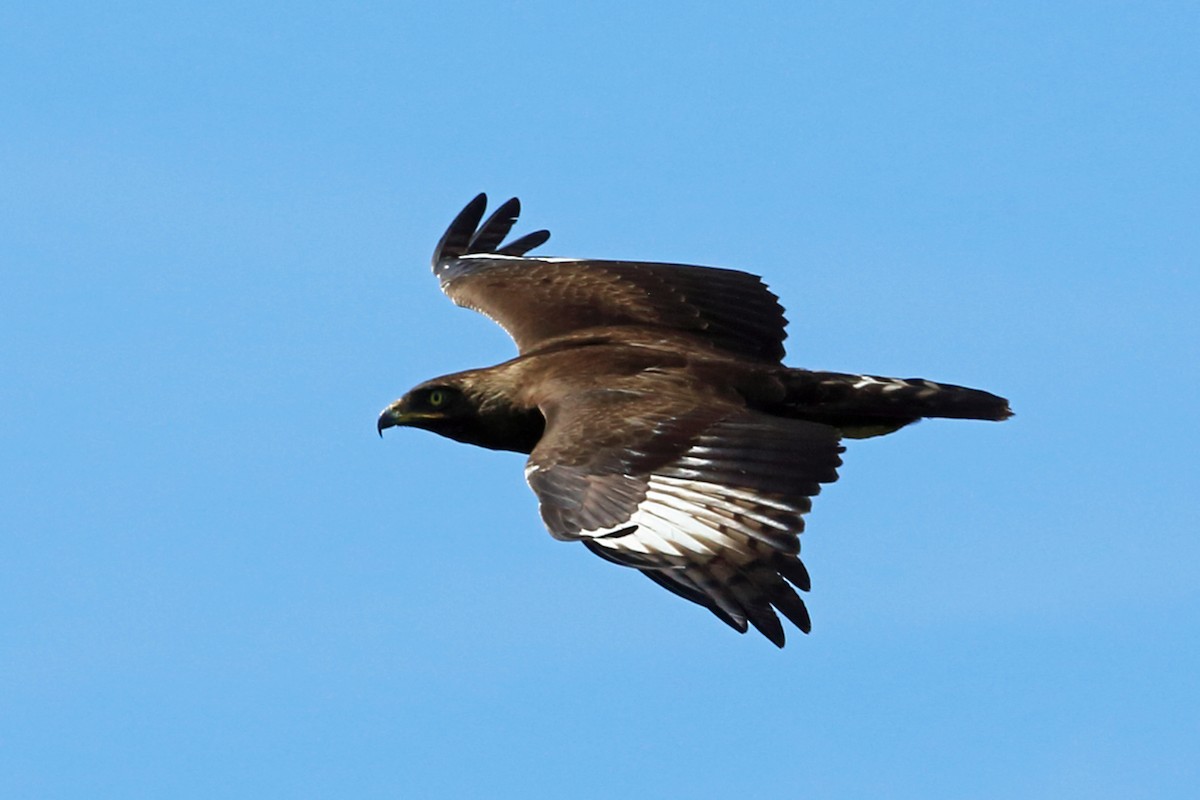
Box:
[657,476,799,513]
[456,253,576,263]
[586,475,803,562]
[635,505,724,556]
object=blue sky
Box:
[3,2,1198,797]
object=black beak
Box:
[377,407,400,437]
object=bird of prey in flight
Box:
[378,195,1011,647]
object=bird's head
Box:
[378,376,474,436]
[377,371,544,453]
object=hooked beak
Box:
[379,398,447,437]
[377,404,403,437]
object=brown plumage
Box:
[378,194,1011,647]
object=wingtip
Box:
[431,193,553,269]
[757,619,787,648]
[496,228,551,256]
[431,193,489,268]
[467,197,523,254]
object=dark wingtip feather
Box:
[497,229,551,256]
[747,607,787,648]
[776,554,811,593]
[770,581,812,634]
[432,194,552,268]
[432,193,488,268]
[468,197,522,254]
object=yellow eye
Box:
[428,390,446,407]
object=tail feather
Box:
[782,370,1012,438]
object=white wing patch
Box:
[852,374,942,397]
[577,474,800,562]
[455,253,576,263]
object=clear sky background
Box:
[3,3,1198,798]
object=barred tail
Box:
[782,370,1012,438]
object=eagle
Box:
[378,194,1011,647]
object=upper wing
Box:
[431,194,789,362]
[524,385,843,647]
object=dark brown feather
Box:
[432,196,787,361]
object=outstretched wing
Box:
[524,384,843,647]
[432,194,789,362]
